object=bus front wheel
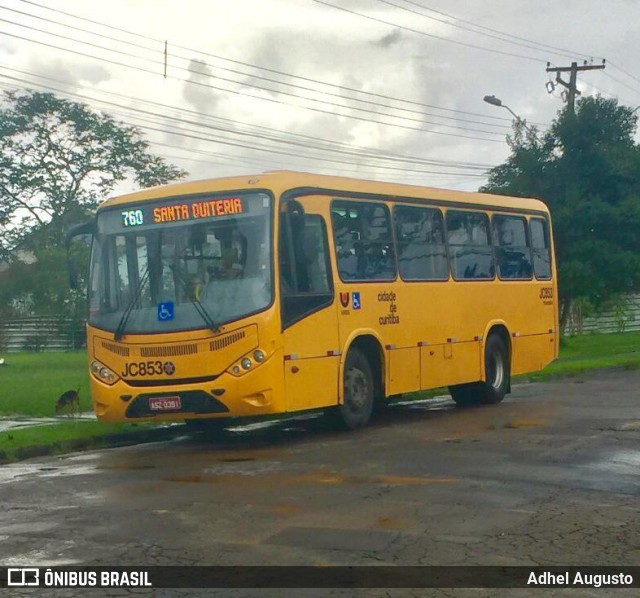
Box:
[449,334,510,406]
[328,347,374,430]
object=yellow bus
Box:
[69,171,558,430]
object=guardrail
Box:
[0,317,86,352]
[566,293,640,335]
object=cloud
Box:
[374,30,404,48]
[24,59,110,90]
[0,38,16,55]
[76,65,111,85]
[182,59,222,113]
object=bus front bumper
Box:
[89,352,284,423]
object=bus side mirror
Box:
[66,221,95,290]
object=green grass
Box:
[0,421,160,463]
[1,421,132,451]
[0,352,89,417]
[527,330,640,381]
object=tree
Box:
[0,90,186,255]
[481,96,640,330]
[0,89,187,321]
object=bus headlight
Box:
[228,349,268,377]
[91,360,119,385]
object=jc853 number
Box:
[121,360,163,377]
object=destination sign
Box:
[121,197,245,229]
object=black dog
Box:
[55,388,80,415]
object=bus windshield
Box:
[89,192,273,335]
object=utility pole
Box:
[546,60,606,115]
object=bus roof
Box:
[100,170,550,214]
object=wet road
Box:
[1,370,640,595]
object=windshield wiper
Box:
[169,264,221,334]
[114,266,150,341]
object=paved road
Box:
[1,371,639,596]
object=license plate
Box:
[148,396,182,411]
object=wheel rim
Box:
[345,366,369,411]
[488,351,504,390]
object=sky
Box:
[1,0,640,194]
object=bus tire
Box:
[449,334,510,406]
[480,334,510,404]
[329,347,374,430]
[448,383,476,406]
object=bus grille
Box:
[98,329,249,358]
[140,343,198,357]
[101,341,130,357]
[210,331,245,352]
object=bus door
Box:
[279,198,340,412]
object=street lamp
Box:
[483,95,524,124]
[483,95,538,138]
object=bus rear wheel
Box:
[328,347,374,430]
[449,334,510,407]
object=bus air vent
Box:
[140,343,198,357]
[101,340,130,357]
[210,330,245,352]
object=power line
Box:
[0,64,494,170]
[388,0,595,61]
[21,0,636,125]
[607,61,640,89]
[14,0,514,125]
[601,71,640,99]
[309,0,549,63]
[0,16,512,140]
[0,70,489,178]
[0,26,509,144]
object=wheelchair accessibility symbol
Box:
[157,301,175,322]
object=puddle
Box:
[2,553,80,566]
[616,421,640,432]
[164,470,456,486]
[96,464,156,471]
[0,413,96,432]
[0,462,100,484]
[395,396,452,410]
[203,461,286,476]
[584,450,640,476]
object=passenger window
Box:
[393,205,448,281]
[492,215,533,280]
[446,210,494,280]
[331,201,396,282]
[530,218,552,279]
[280,212,333,327]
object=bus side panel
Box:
[511,333,557,375]
[388,347,420,395]
[420,340,482,389]
[284,355,340,412]
[282,305,341,411]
